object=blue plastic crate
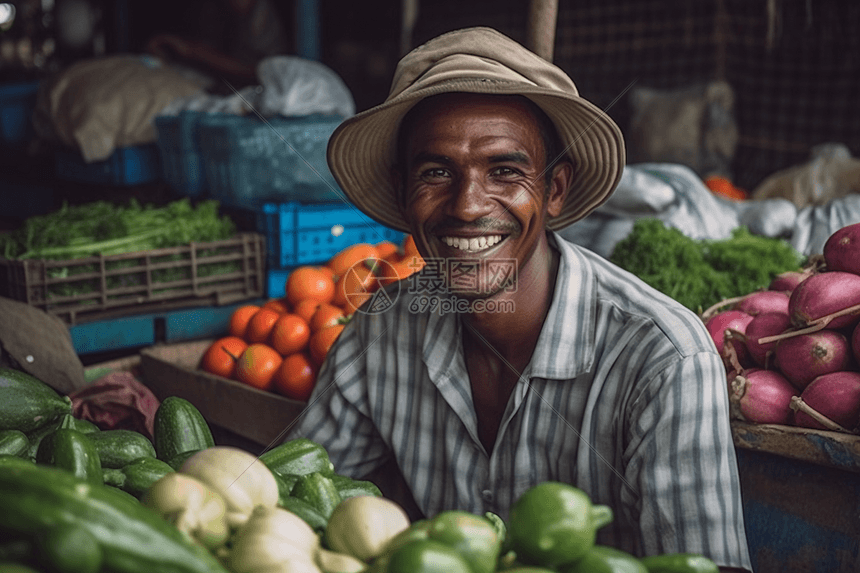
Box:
[155,111,213,196]
[260,201,406,269]
[54,144,162,186]
[0,81,40,147]
[197,113,345,208]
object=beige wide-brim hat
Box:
[327,26,626,233]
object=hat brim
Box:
[327,77,626,234]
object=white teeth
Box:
[440,234,503,252]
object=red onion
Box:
[853,322,860,365]
[769,270,809,294]
[729,369,796,425]
[705,310,754,361]
[745,312,791,367]
[773,329,853,391]
[823,222,860,275]
[788,271,860,330]
[735,290,790,317]
[792,371,860,432]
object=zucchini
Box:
[0,430,29,458]
[0,463,230,573]
[37,522,104,573]
[119,457,175,498]
[153,397,215,462]
[85,429,156,469]
[291,472,342,520]
[259,437,335,477]
[330,474,382,499]
[0,367,72,433]
[35,428,103,486]
[278,495,329,533]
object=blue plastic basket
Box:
[0,81,40,147]
[260,201,406,269]
[54,144,162,186]
[198,114,345,208]
[155,111,214,196]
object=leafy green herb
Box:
[0,198,236,260]
[609,218,805,313]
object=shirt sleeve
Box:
[285,320,391,480]
[623,350,752,571]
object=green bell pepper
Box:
[560,545,648,573]
[507,481,614,569]
[639,553,719,573]
[383,539,473,573]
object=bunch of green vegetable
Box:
[0,198,236,260]
[609,218,805,313]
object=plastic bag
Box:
[256,56,355,118]
[790,194,860,256]
[751,143,860,209]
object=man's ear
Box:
[546,160,574,218]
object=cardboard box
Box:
[139,339,307,449]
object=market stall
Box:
[2,1,860,572]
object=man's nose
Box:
[447,173,492,221]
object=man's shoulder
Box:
[555,234,714,356]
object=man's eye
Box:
[421,168,449,179]
[492,166,519,177]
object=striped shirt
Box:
[288,231,752,570]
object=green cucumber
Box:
[35,428,103,486]
[278,495,329,533]
[0,367,72,433]
[259,437,335,477]
[102,468,127,488]
[0,430,29,457]
[24,414,96,461]
[153,397,215,462]
[85,429,156,469]
[164,449,200,471]
[330,474,382,499]
[0,463,230,573]
[119,457,175,498]
[290,471,342,520]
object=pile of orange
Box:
[199,234,424,401]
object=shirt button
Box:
[481,489,493,502]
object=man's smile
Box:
[440,234,507,253]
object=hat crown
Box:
[388,27,579,101]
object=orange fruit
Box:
[262,297,291,314]
[228,304,261,338]
[309,303,346,332]
[316,265,338,283]
[243,308,282,344]
[374,240,399,261]
[705,175,747,201]
[327,243,380,278]
[199,336,248,379]
[235,343,283,391]
[333,259,380,308]
[293,299,322,324]
[272,352,317,401]
[286,267,336,306]
[269,313,311,356]
[342,292,373,315]
[309,324,345,366]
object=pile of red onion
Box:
[702,221,860,434]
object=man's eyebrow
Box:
[412,152,451,165]
[488,151,530,165]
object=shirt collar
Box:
[526,231,597,380]
[421,231,597,383]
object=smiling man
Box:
[287,27,752,572]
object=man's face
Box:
[397,93,569,299]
